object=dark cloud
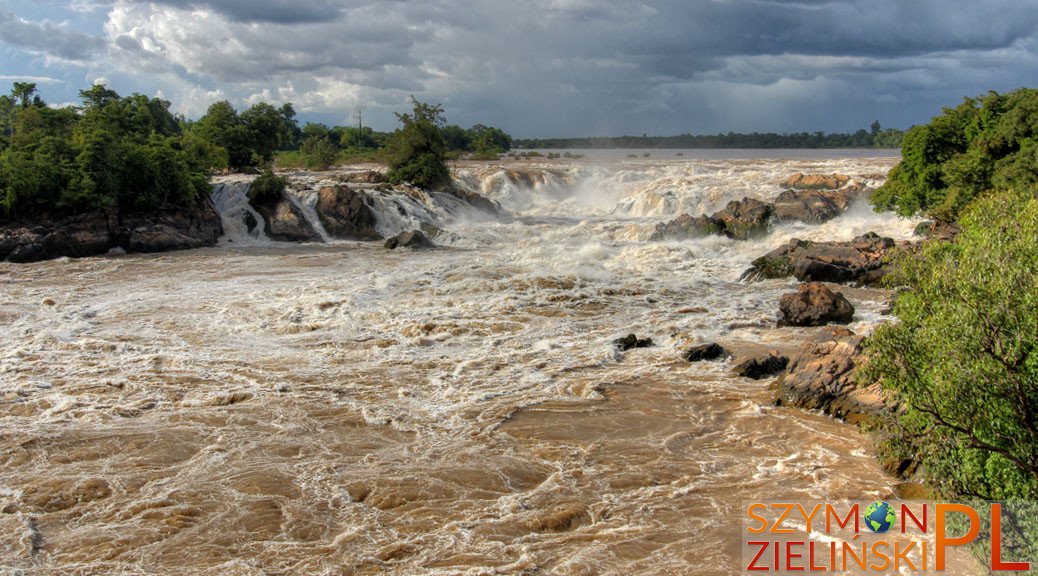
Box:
[0,11,105,61]
[146,0,345,23]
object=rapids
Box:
[0,153,932,575]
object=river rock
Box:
[650,214,724,240]
[711,197,773,239]
[0,201,222,263]
[732,351,789,379]
[257,199,321,242]
[339,170,386,184]
[771,189,841,224]
[775,327,889,425]
[613,334,653,351]
[683,343,727,362]
[778,282,855,327]
[316,185,380,240]
[780,173,851,190]
[384,230,436,250]
[741,232,897,286]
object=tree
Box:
[386,97,451,189]
[864,188,1038,501]
[300,134,339,170]
[11,82,41,109]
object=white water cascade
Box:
[210,182,270,244]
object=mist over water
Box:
[0,155,920,575]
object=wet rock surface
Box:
[384,230,436,250]
[315,185,380,240]
[613,334,654,352]
[682,343,728,362]
[778,282,855,327]
[741,232,899,286]
[256,199,321,242]
[732,351,789,379]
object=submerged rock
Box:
[682,343,728,362]
[776,327,889,425]
[778,282,855,327]
[650,214,724,241]
[732,351,789,379]
[613,334,654,352]
[316,185,380,240]
[741,232,897,286]
[384,230,436,250]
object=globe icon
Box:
[864,501,897,533]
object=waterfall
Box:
[210,182,270,244]
[283,188,333,243]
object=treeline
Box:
[0,83,513,219]
[515,123,904,150]
[864,87,1038,503]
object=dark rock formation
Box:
[255,199,320,242]
[445,185,500,215]
[772,189,841,224]
[0,201,222,263]
[316,185,380,240]
[712,197,773,240]
[733,351,789,379]
[775,327,889,425]
[384,230,436,250]
[683,343,728,362]
[650,214,724,241]
[339,170,386,184]
[613,334,653,352]
[778,282,855,327]
[741,232,897,286]
[780,173,850,190]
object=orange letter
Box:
[771,503,795,534]
[991,504,1030,571]
[748,504,768,534]
[936,503,980,570]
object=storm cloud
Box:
[2,0,1038,135]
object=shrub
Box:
[249,169,286,205]
[301,135,339,170]
[864,187,1038,500]
[386,97,451,189]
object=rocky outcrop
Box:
[445,185,500,215]
[316,185,380,240]
[255,199,320,242]
[741,232,898,286]
[713,197,773,239]
[0,201,222,263]
[650,214,724,241]
[775,327,889,425]
[780,173,851,190]
[613,334,653,352]
[384,230,436,250]
[772,189,841,224]
[733,351,789,379]
[683,343,728,362]
[913,220,961,241]
[778,282,855,327]
[339,170,386,184]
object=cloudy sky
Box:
[2,0,1037,137]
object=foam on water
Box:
[0,155,945,575]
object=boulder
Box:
[339,170,386,184]
[384,230,436,250]
[775,327,889,425]
[780,173,850,190]
[778,282,855,327]
[733,351,789,379]
[257,199,321,242]
[771,190,841,224]
[913,220,961,241]
[445,185,500,215]
[128,224,208,253]
[741,232,897,286]
[710,197,773,239]
[613,334,653,352]
[683,343,727,362]
[316,185,380,240]
[650,214,724,241]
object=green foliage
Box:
[864,188,1038,500]
[300,134,339,170]
[249,169,286,205]
[386,97,451,189]
[873,88,1038,221]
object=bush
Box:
[864,187,1038,500]
[249,169,286,205]
[386,97,451,189]
[301,135,339,170]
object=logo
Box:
[742,500,1035,573]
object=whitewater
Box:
[0,152,925,575]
